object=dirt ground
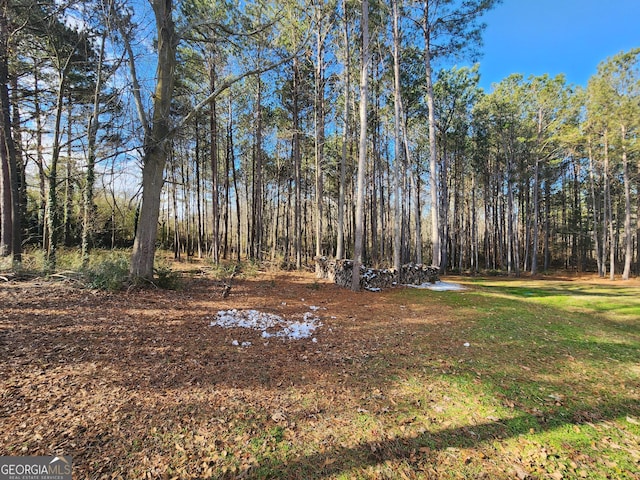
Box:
[1,269,638,479]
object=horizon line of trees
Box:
[1,0,639,286]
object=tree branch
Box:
[118,19,149,138]
[179,17,280,42]
[168,53,299,138]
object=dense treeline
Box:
[0,0,638,283]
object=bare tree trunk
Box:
[182,148,192,256]
[63,153,73,247]
[314,19,326,268]
[195,118,203,258]
[32,64,46,246]
[607,185,615,281]
[63,94,73,247]
[82,27,107,265]
[11,73,24,248]
[440,149,449,272]
[400,115,419,264]
[423,1,440,268]
[621,124,632,280]
[271,152,282,261]
[637,153,640,276]
[293,57,302,269]
[506,155,514,275]
[201,154,209,254]
[601,150,609,277]
[531,157,540,275]
[543,179,550,272]
[171,156,180,259]
[229,105,241,263]
[130,0,178,281]
[107,158,120,249]
[284,174,292,262]
[603,131,614,280]
[351,0,369,291]
[252,77,263,261]
[0,0,20,261]
[245,156,251,258]
[336,0,350,260]
[452,154,461,272]
[210,60,220,263]
[511,172,520,276]
[587,139,603,276]
[46,59,73,272]
[370,94,379,264]
[0,128,10,256]
[483,174,491,270]
[471,171,478,273]
[572,157,581,270]
[391,0,402,271]
[223,97,232,259]
[10,74,27,220]
[413,167,422,264]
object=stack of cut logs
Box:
[315,257,439,290]
[399,262,440,285]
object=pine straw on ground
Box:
[1,271,638,479]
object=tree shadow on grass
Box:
[480,282,640,300]
[254,398,640,479]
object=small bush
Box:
[84,253,130,291]
[6,248,44,273]
[57,249,85,271]
[207,260,260,281]
[208,262,237,280]
[153,265,181,290]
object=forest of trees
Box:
[0,0,639,285]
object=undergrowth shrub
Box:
[208,259,258,280]
[0,247,43,274]
[56,249,85,271]
[84,253,130,291]
[153,265,181,290]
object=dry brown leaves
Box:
[1,272,451,478]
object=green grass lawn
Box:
[375,278,640,479]
[225,277,639,479]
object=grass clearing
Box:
[1,271,638,478]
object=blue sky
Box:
[476,0,640,91]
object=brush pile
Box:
[315,257,439,290]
